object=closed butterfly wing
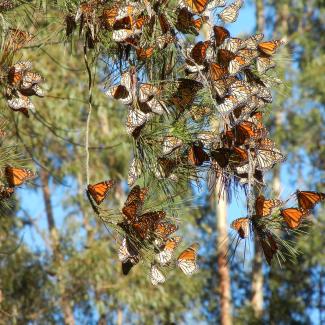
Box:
[255,195,283,217]
[190,41,211,65]
[188,142,210,166]
[106,85,132,105]
[209,63,228,81]
[162,136,183,155]
[254,148,285,171]
[133,211,166,239]
[217,95,239,114]
[280,208,310,229]
[218,0,243,23]
[122,185,148,222]
[5,166,36,187]
[213,25,230,47]
[220,37,245,53]
[136,47,154,60]
[87,180,115,205]
[118,237,139,262]
[150,265,166,285]
[245,33,264,49]
[155,222,178,239]
[260,233,278,265]
[157,236,182,265]
[177,243,199,276]
[296,190,325,210]
[210,148,231,168]
[231,217,250,239]
[256,55,275,74]
[125,109,151,138]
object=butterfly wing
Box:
[230,217,250,239]
[87,180,115,205]
[255,195,283,217]
[5,166,36,187]
[177,242,199,276]
[296,190,325,210]
[150,265,166,286]
[157,236,182,265]
[280,208,310,229]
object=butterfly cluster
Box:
[231,190,325,264]
[4,61,44,117]
[86,182,199,285]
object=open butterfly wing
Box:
[5,166,36,187]
[296,190,325,210]
[280,208,310,229]
[87,180,115,205]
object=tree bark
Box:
[40,169,75,325]
[216,187,232,325]
[117,307,123,325]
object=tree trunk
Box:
[40,169,75,325]
[117,307,123,325]
[216,188,232,325]
[255,0,265,32]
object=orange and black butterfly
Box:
[155,222,178,239]
[210,148,232,169]
[189,41,211,65]
[170,78,203,110]
[176,7,208,34]
[258,39,284,56]
[179,0,210,14]
[136,47,154,60]
[5,166,36,187]
[188,142,210,166]
[122,185,148,223]
[177,242,199,275]
[280,207,310,229]
[132,210,166,240]
[231,217,250,239]
[231,146,248,165]
[214,25,230,47]
[296,190,325,210]
[231,121,258,145]
[156,236,182,265]
[255,195,282,218]
[209,63,228,81]
[87,180,115,205]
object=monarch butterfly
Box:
[118,237,139,263]
[211,148,232,168]
[100,7,118,29]
[280,207,310,229]
[0,185,14,199]
[212,76,237,98]
[138,83,161,103]
[179,0,209,14]
[189,41,211,65]
[21,71,42,89]
[122,185,148,223]
[228,80,252,104]
[209,63,228,81]
[245,33,264,49]
[170,79,203,110]
[162,136,183,155]
[217,95,239,114]
[213,25,230,47]
[258,39,284,56]
[218,0,243,23]
[254,147,285,171]
[136,47,154,60]
[156,33,176,49]
[188,142,210,166]
[190,105,212,121]
[259,232,278,265]
[231,217,250,239]
[155,222,178,239]
[232,121,258,145]
[5,166,36,187]
[296,191,325,210]
[176,7,208,34]
[256,55,275,74]
[255,195,283,217]
[6,93,34,118]
[228,50,259,75]
[217,49,236,66]
[87,180,115,205]
[156,236,182,265]
[128,158,141,187]
[150,265,166,285]
[220,37,245,53]
[125,108,152,138]
[106,85,132,105]
[155,157,179,179]
[132,211,166,240]
[231,146,248,165]
[177,243,199,276]
[158,13,171,34]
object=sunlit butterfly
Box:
[256,55,275,74]
[209,63,228,81]
[296,190,325,210]
[87,180,115,205]
[156,236,182,265]
[244,33,264,49]
[217,95,240,114]
[155,222,178,239]
[125,109,152,138]
[177,243,199,276]
[100,6,118,29]
[255,195,283,217]
[218,0,243,23]
[188,41,211,65]
[179,0,210,14]
[220,37,245,53]
[231,217,250,239]
[254,147,285,171]
[258,39,284,56]
[5,166,36,187]
[150,264,166,286]
[280,207,310,229]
